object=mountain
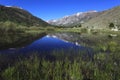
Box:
[48,6,120,29]
[48,11,101,27]
[83,6,120,29]
[0,5,49,27]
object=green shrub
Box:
[80,28,88,33]
[0,21,26,34]
[109,23,115,29]
[108,41,117,52]
[46,27,55,32]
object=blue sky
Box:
[0,0,120,21]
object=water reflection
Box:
[0,33,46,50]
[0,33,91,54]
[49,32,82,45]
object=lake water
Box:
[0,34,91,54]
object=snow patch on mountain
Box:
[6,5,23,9]
[48,10,99,27]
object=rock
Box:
[108,34,117,38]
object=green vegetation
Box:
[0,24,120,80]
[0,21,47,50]
[0,21,26,34]
[0,5,49,27]
[109,23,115,29]
[0,42,120,80]
[0,26,120,80]
[0,5,120,80]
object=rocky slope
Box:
[48,6,120,29]
[83,6,120,29]
[48,11,101,27]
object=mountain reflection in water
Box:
[0,33,92,54]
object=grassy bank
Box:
[0,21,47,50]
[0,47,120,80]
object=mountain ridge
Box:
[0,5,49,27]
[48,6,120,29]
[48,10,101,27]
[83,6,120,29]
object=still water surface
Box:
[0,34,90,54]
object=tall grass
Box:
[0,43,120,80]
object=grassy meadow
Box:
[0,21,120,80]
